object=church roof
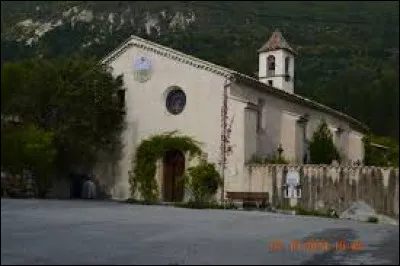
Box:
[101,35,367,133]
[232,74,368,132]
[258,29,296,55]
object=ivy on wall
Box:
[129,131,202,201]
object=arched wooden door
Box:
[163,149,185,202]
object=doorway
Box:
[163,149,185,202]
[70,173,85,199]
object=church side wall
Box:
[229,83,365,165]
[95,46,226,200]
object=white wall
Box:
[98,45,226,200]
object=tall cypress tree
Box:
[309,119,340,164]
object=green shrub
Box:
[185,162,221,203]
[367,216,379,223]
[126,198,139,204]
[264,154,289,164]
[279,205,338,218]
[125,198,161,205]
[249,155,264,164]
[249,154,289,164]
[2,175,28,198]
[177,201,220,209]
[174,201,238,210]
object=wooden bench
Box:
[226,192,269,208]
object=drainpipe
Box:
[221,76,232,204]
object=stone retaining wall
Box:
[232,165,399,218]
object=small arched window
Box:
[267,55,275,77]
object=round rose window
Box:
[166,88,186,115]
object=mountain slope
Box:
[1,1,399,139]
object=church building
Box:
[97,30,367,201]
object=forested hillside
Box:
[1,1,399,139]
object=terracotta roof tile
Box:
[258,29,296,54]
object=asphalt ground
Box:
[1,198,398,265]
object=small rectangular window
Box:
[268,80,273,87]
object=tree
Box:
[363,134,399,167]
[21,124,57,197]
[1,57,126,182]
[1,124,25,177]
[1,123,56,197]
[309,119,340,164]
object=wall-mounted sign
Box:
[284,170,301,199]
[286,171,300,186]
[133,57,152,83]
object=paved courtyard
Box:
[1,198,398,265]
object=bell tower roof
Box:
[258,29,296,55]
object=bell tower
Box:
[258,29,296,94]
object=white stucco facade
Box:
[96,32,367,201]
[100,38,227,199]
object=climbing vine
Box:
[129,131,202,201]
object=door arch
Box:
[163,149,185,202]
